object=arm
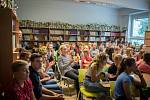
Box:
[132,73,147,87]
[31,90,37,100]
[123,80,133,100]
[41,87,63,100]
[42,86,57,96]
[40,77,52,83]
[58,56,72,69]
[91,64,100,81]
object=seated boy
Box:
[4,60,36,100]
[29,53,63,100]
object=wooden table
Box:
[101,82,110,88]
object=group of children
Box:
[1,41,150,100]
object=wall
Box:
[17,0,119,25]
[148,13,150,31]
[92,0,150,10]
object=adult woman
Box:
[108,54,123,81]
[114,58,146,100]
[84,53,109,99]
[58,44,79,95]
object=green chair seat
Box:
[80,86,99,98]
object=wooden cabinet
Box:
[144,31,150,52]
[0,8,19,92]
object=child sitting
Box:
[4,60,36,100]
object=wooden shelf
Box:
[20,26,125,47]
[22,33,48,35]
[49,34,64,36]
[21,40,49,42]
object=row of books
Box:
[22,35,125,41]
[21,29,125,36]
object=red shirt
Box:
[138,62,150,74]
[81,56,92,69]
[4,79,33,100]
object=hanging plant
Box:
[20,20,123,32]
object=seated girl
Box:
[108,54,123,81]
[114,58,146,100]
[83,53,110,99]
[58,44,79,96]
[81,49,92,69]
[4,60,36,100]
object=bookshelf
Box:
[0,8,19,92]
[20,26,126,47]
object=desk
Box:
[101,82,110,88]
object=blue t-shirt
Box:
[114,72,133,98]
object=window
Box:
[129,12,149,45]
[132,17,148,37]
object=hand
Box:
[70,58,74,64]
[50,61,55,66]
[133,67,142,76]
[56,94,63,97]
[53,93,63,97]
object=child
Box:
[4,60,36,100]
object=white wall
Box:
[92,0,150,10]
[148,13,150,31]
[17,0,119,25]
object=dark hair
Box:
[30,53,42,62]
[140,44,144,50]
[139,50,145,59]
[117,57,135,75]
[11,60,28,72]
[143,53,150,64]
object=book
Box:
[21,29,32,34]
[89,37,96,41]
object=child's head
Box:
[19,52,31,62]
[59,44,67,55]
[30,53,42,70]
[11,60,29,81]
[93,53,107,69]
[100,72,106,81]
[114,54,123,67]
[83,49,89,57]
[93,43,97,49]
[126,48,133,57]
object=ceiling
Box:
[72,0,150,10]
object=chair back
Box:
[78,69,87,83]
[110,81,115,97]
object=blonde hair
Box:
[59,44,66,55]
[114,54,123,62]
[93,52,107,65]
[126,48,133,57]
